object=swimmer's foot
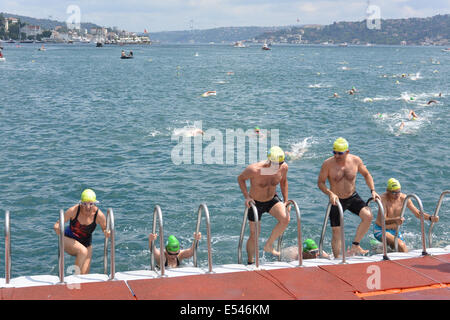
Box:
[348,245,369,256]
[264,245,280,257]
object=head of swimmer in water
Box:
[332,138,349,160]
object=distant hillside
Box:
[256,14,450,45]
[149,26,290,44]
[1,12,101,31]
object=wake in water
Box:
[285,137,314,161]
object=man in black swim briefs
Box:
[317,138,380,257]
[238,146,290,264]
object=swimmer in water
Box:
[399,121,405,131]
[332,92,339,98]
[281,239,330,261]
[427,100,437,105]
[408,110,418,120]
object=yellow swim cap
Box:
[387,178,401,191]
[267,146,285,163]
[81,189,98,203]
[333,137,349,152]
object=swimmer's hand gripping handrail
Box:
[366,198,389,260]
[238,202,259,267]
[103,208,115,280]
[5,210,11,284]
[276,200,303,266]
[428,190,449,248]
[398,194,427,255]
[319,201,346,264]
[193,203,213,273]
[150,205,165,277]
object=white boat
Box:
[0,57,5,62]
[339,42,348,47]
[262,43,271,50]
[442,48,450,52]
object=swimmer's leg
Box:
[64,237,91,274]
[265,202,290,257]
[246,221,261,264]
[349,207,372,255]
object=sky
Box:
[2,0,450,32]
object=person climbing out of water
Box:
[238,146,290,263]
[317,138,380,257]
[53,189,110,274]
[148,233,202,268]
[373,178,438,252]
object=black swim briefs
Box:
[247,194,282,222]
[330,192,367,227]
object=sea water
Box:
[0,43,448,277]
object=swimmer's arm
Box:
[357,158,379,200]
[280,165,288,203]
[237,166,255,200]
[53,206,76,235]
[96,210,110,238]
[178,232,202,261]
[317,162,333,196]
[148,233,162,263]
[407,199,435,222]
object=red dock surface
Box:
[1,254,449,300]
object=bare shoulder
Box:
[321,156,334,168]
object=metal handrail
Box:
[103,208,116,280]
[238,202,259,267]
[319,201,346,263]
[58,209,65,284]
[276,200,303,266]
[366,198,389,260]
[428,190,449,248]
[150,205,165,276]
[193,203,213,272]
[4,210,11,284]
[398,194,427,255]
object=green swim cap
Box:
[81,189,98,203]
[166,235,180,253]
[267,146,285,163]
[255,126,260,131]
[303,238,318,253]
[333,137,349,152]
[387,178,401,191]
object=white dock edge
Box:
[1,247,449,288]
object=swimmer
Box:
[190,128,204,136]
[427,100,437,105]
[281,239,330,261]
[201,91,216,97]
[284,151,300,161]
[408,110,418,120]
[332,92,339,98]
[376,113,383,118]
[399,121,405,130]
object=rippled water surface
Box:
[0,43,448,276]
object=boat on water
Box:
[262,43,271,50]
[96,42,103,47]
[0,57,5,62]
[339,42,348,47]
[442,48,450,52]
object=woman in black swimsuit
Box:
[53,189,109,274]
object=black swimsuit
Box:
[64,205,98,247]
[247,194,282,222]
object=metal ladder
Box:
[237,202,260,267]
[193,203,213,273]
[58,207,116,283]
[276,200,303,266]
[428,190,449,248]
[366,197,389,260]
[318,201,346,263]
[150,204,166,276]
[4,210,11,284]
[397,194,427,255]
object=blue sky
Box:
[2,0,449,32]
